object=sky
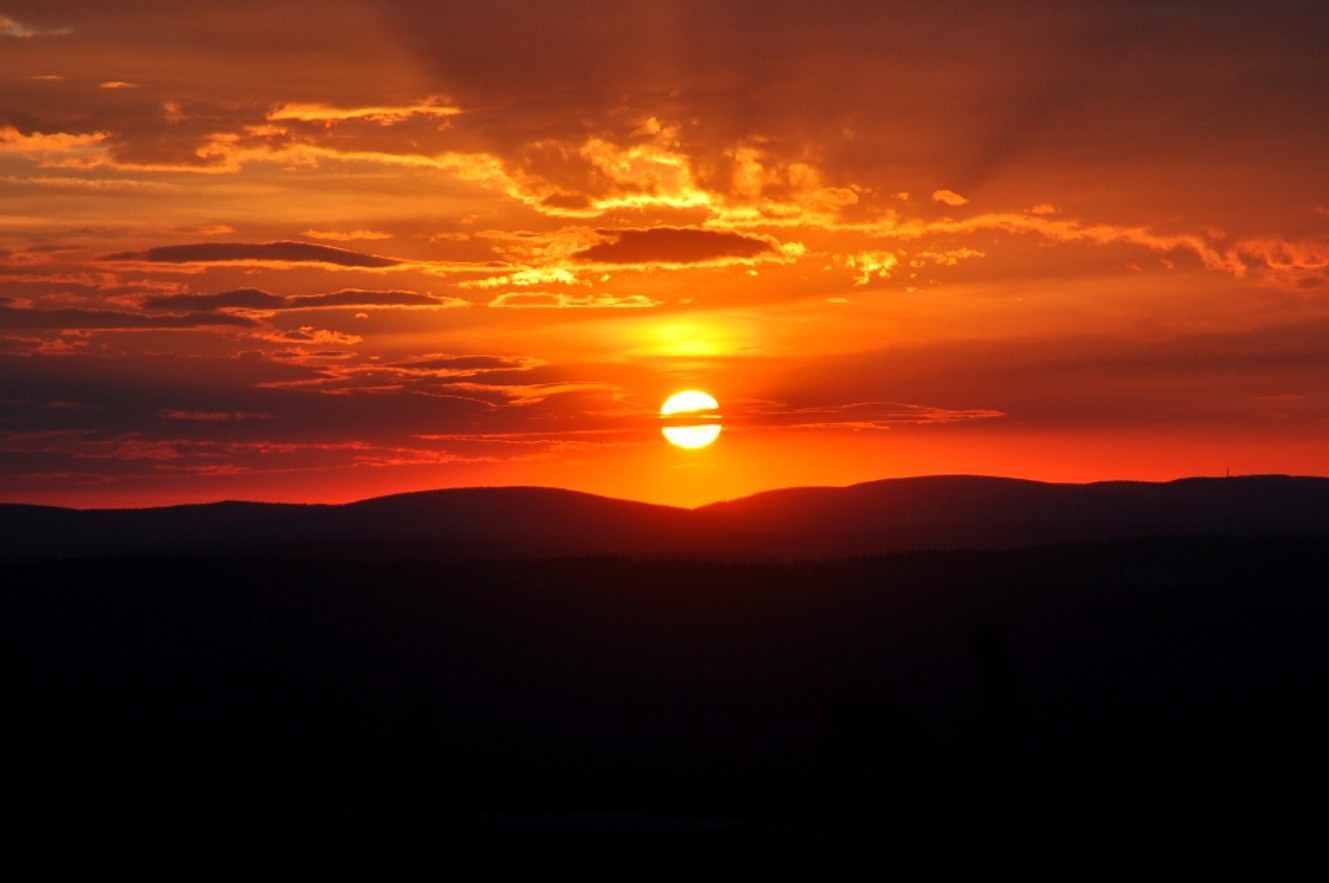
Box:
[2,0,1328,508]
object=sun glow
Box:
[661,390,722,448]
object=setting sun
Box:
[661,390,722,449]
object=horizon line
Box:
[4,471,1322,513]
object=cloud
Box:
[488,292,659,308]
[143,288,285,311]
[102,241,402,268]
[0,305,257,331]
[1230,236,1329,288]
[915,247,986,267]
[0,15,71,38]
[0,430,202,462]
[143,287,468,312]
[99,81,139,89]
[158,409,274,422]
[870,211,1238,274]
[844,251,899,286]
[444,380,622,406]
[540,192,595,211]
[252,326,363,345]
[571,227,779,265]
[741,400,1005,430]
[0,174,177,192]
[384,354,545,376]
[0,126,108,156]
[931,189,970,206]
[268,99,461,124]
[287,289,467,309]
[302,229,393,241]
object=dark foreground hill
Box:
[3,474,1329,560]
[3,534,1326,864]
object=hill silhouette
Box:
[3,474,1328,560]
[3,474,1328,862]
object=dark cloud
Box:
[143,289,284,311]
[144,288,464,312]
[288,289,463,308]
[572,227,777,265]
[386,354,539,373]
[103,241,401,268]
[540,192,594,211]
[0,305,257,330]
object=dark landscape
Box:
[4,475,1327,863]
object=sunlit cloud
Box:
[302,229,394,241]
[0,127,109,158]
[488,292,659,309]
[914,247,986,267]
[268,99,461,124]
[867,212,1243,276]
[461,267,582,289]
[0,174,177,192]
[1231,236,1329,288]
[251,326,362,346]
[931,189,970,206]
[738,400,1006,430]
[844,251,899,286]
[0,15,71,38]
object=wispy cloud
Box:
[0,16,71,39]
[158,409,274,422]
[739,400,1006,430]
[103,241,402,268]
[384,354,546,376]
[268,99,461,124]
[143,287,468,312]
[488,292,659,308]
[302,229,393,241]
[0,305,258,330]
[0,174,177,192]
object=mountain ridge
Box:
[3,473,1327,561]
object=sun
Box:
[661,390,721,449]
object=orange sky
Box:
[3,1,1328,508]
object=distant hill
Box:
[2,474,1328,561]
